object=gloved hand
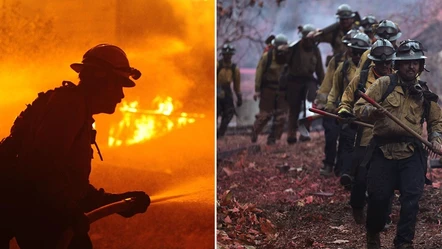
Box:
[313,98,324,110]
[338,108,355,118]
[324,102,336,113]
[429,140,442,159]
[114,191,151,218]
[236,94,243,107]
[337,108,356,124]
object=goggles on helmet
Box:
[397,40,425,53]
[376,26,398,37]
[349,39,370,48]
[222,44,235,53]
[370,46,395,59]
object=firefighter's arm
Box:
[325,63,342,112]
[315,58,336,106]
[233,67,241,95]
[315,48,325,83]
[314,31,332,44]
[233,67,242,106]
[338,74,360,117]
[427,101,442,146]
[255,53,267,93]
[354,78,387,121]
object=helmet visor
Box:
[397,41,424,53]
[370,46,395,58]
[376,26,398,37]
[349,39,370,48]
[222,44,235,54]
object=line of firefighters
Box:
[216,3,442,249]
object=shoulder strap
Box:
[287,43,299,66]
[356,69,369,95]
[380,74,398,103]
[341,59,350,85]
[263,48,273,75]
[362,57,372,70]
[334,53,343,70]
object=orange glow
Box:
[108,97,206,147]
[0,1,214,248]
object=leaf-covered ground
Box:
[217,132,442,249]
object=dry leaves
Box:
[217,190,277,247]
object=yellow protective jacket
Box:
[339,66,377,146]
[255,50,285,92]
[217,61,241,96]
[326,58,358,110]
[354,74,442,159]
[315,53,346,105]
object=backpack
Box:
[379,74,437,124]
[0,81,88,169]
[279,42,300,90]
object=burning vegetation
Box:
[108,97,206,147]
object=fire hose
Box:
[357,90,442,156]
[56,194,187,249]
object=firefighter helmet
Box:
[374,20,402,41]
[336,4,356,19]
[361,15,378,32]
[347,32,372,50]
[367,39,395,61]
[298,24,317,39]
[271,34,288,47]
[70,44,141,87]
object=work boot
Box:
[299,134,311,142]
[352,208,365,224]
[320,164,333,176]
[366,232,380,249]
[251,129,258,143]
[340,174,353,190]
[287,136,297,145]
[382,216,393,231]
[396,243,414,249]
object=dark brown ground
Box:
[217,132,442,249]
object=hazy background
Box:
[217,0,442,125]
[1,0,215,248]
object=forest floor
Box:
[216,131,442,249]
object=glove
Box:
[324,102,336,113]
[338,108,355,118]
[365,106,385,120]
[337,108,356,124]
[253,92,260,101]
[113,191,151,218]
[236,94,243,107]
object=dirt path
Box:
[217,132,442,249]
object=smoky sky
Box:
[236,0,422,67]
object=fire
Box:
[108,96,205,147]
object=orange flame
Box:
[108,97,205,147]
